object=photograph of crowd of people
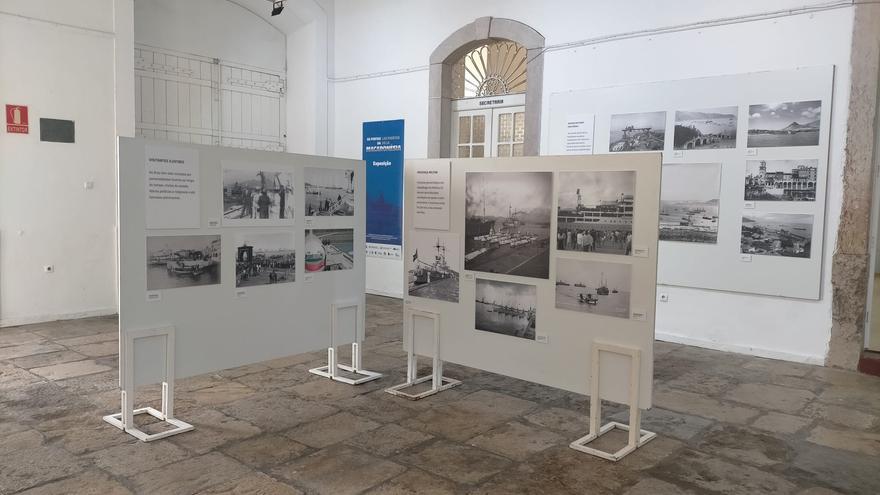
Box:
[556,171,635,255]
[235,233,295,287]
[222,167,294,225]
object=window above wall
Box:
[451,40,528,99]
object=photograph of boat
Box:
[555,258,631,319]
[408,232,460,303]
[557,171,635,255]
[222,167,294,224]
[747,100,821,147]
[744,159,818,201]
[474,278,536,340]
[304,229,354,272]
[659,163,721,244]
[464,172,552,279]
[741,213,813,258]
[673,106,737,150]
[146,235,221,290]
[609,111,666,152]
[304,167,355,216]
[235,233,295,287]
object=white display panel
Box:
[405,155,661,408]
[119,138,365,385]
[548,66,832,300]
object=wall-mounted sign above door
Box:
[6,104,29,134]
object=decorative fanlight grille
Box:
[452,40,528,99]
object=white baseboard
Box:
[365,289,403,299]
[0,307,118,328]
[656,330,825,365]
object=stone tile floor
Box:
[1,295,879,494]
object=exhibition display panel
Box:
[547,66,833,300]
[112,137,369,440]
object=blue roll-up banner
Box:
[362,119,404,259]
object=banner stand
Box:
[569,342,656,461]
[309,301,382,385]
[385,308,460,400]
[103,326,194,442]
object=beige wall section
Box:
[828,3,880,368]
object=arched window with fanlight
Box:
[428,18,545,159]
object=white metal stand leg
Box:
[103,326,194,442]
[569,342,656,461]
[309,302,382,385]
[385,308,460,400]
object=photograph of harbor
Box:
[408,232,459,303]
[474,278,536,340]
[146,235,221,290]
[673,106,738,150]
[609,111,666,152]
[465,171,552,279]
[747,100,821,147]
[304,229,354,272]
[555,258,631,319]
[659,163,721,244]
[304,167,355,216]
[741,212,813,258]
[235,233,295,287]
[222,168,294,223]
[744,159,818,201]
[557,171,635,255]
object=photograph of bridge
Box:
[304,167,355,216]
[673,106,738,150]
[745,159,818,201]
[557,171,635,255]
[609,111,666,152]
[222,167,294,224]
[234,233,295,288]
[748,100,821,147]
[475,278,537,340]
[408,231,460,303]
[741,212,813,258]
[659,163,721,244]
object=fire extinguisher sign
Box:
[6,104,29,134]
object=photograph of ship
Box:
[744,159,818,201]
[474,278,536,340]
[235,233,295,287]
[659,163,721,244]
[557,171,635,255]
[304,229,354,272]
[222,168,294,223]
[465,171,552,279]
[304,167,354,216]
[146,235,221,290]
[555,258,631,319]
[408,232,459,303]
[609,111,666,152]
[673,106,738,150]
[747,100,821,147]
[741,212,813,258]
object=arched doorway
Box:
[427,17,545,158]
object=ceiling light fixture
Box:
[271,0,284,16]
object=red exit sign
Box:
[6,104,28,134]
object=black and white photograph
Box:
[222,167,294,224]
[555,258,631,319]
[465,171,552,279]
[747,100,821,147]
[741,212,813,258]
[146,235,221,290]
[235,233,295,287]
[557,171,635,255]
[609,111,666,152]
[408,231,460,303]
[475,278,536,340]
[659,163,721,244]
[744,159,818,201]
[304,229,354,272]
[304,167,355,216]
[673,106,738,150]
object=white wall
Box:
[0,2,130,326]
[330,0,856,363]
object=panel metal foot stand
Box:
[309,301,382,385]
[570,342,656,461]
[103,326,194,442]
[385,308,460,400]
